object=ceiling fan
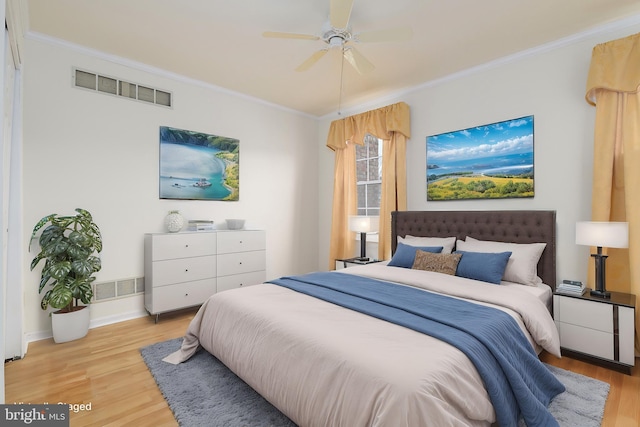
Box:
[263,0,412,75]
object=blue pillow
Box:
[454,250,512,284]
[388,242,443,268]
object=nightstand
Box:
[553,290,635,374]
[335,257,382,270]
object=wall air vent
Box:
[73,68,172,108]
[93,277,145,302]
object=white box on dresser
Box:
[553,290,636,374]
[144,230,266,321]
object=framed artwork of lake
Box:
[426,115,534,201]
[159,126,239,201]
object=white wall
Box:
[22,36,319,339]
[318,18,640,284]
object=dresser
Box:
[553,290,635,374]
[144,230,266,320]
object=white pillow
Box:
[456,237,546,286]
[398,235,456,254]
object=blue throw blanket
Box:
[268,272,565,427]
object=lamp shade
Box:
[348,215,379,233]
[575,221,629,248]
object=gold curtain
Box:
[326,102,411,269]
[585,32,640,352]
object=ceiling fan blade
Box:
[343,47,375,75]
[296,49,329,72]
[355,27,413,43]
[262,31,319,41]
[330,0,354,29]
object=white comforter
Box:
[165,264,561,427]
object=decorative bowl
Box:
[226,219,245,230]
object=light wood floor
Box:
[4,309,640,427]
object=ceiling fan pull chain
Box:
[338,46,346,115]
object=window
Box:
[356,134,382,216]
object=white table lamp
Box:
[576,221,629,298]
[349,215,380,260]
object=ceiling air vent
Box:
[73,68,172,108]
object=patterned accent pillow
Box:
[412,250,462,275]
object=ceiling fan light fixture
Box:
[328,36,344,48]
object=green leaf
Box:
[87,256,102,272]
[68,230,89,247]
[71,259,94,276]
[30,214,57,249]
[67,244,89,260]
[39,225,63,247]
[40,289,52,310]
[38,274,53,293]
[75,208,92,220]
[48,285,73,309]
[30,253,45,271]
[72,281,93,304]
[49,261,72,280]
[42,238,69,257]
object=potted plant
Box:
[29,208,102,343]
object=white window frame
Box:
[355,135,382,242]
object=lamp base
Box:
[590,289,611,298]
[591,251,610,298]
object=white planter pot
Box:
[51,306,90,343]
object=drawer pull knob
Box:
[185,244,189,247]
[240,240,243,244]
[239,262,242,265]
[185,269,188,272]
[185,293,188,296]
[239,283,243,287]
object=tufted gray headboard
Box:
[391,210,557,289]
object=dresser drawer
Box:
[151,279,217,313]
[150,232,217,260]
[555,296,613,333]
[152,255,216,287]
[217,250,266,276]
[558,322,614,360]
[217,230,265,254]
[217,271,266,292]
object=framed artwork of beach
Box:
[159,126,239,201]
[426,115,534,201]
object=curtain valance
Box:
[326,102,411,150]
[585,32,640,105]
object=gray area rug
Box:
[141,338,610,427]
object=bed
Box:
[165,210,564,427]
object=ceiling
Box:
[26,0,640,117]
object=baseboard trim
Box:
[25,309,148,346]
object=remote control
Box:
[562,279,583,286]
